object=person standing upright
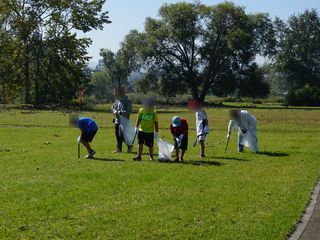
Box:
[112,87,133,153]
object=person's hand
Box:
[204,126,209,134]
[77,136,81,144]
[134,127,139,134]
[176,138,182,148]
[154,132,159,139]
[178,134,184,141]
[227,132,231,139]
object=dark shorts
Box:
[81,130,98,143]
[138,131,154,147]
[174,136,188,151]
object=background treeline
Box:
[1,1,319,106]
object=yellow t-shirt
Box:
[137,108,158,133]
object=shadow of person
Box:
[91,158,125,162]
[160,160,223,167]
[258,151,289,157]
[206,156,250,162]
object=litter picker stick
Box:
[193,138,198,147]
[78,142,80,159]
[225,137,230,153]
[132,131,138,145]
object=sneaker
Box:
[200,154,206,158]
[85,150,96,159]
[174,158,180,162]
[179,157,184,162]
[127,146,133,153]
[113,149,122,153]
[149,155,154,161]
[133,156,141,161]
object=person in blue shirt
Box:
[71,115,98,159]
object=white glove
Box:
[154,132,159,139]
[77,136,81,144]
[176,138,182,148]
[227,132,231,139]
[178,134,184,141]
[204,126,209,134]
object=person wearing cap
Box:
[111,87,133,153]
[170,116,189,162]
[189,100,210,158]
[133,98,159,161]
[227,109,259,153]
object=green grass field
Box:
[0,107,319,239]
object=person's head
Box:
[69,113,79,128]
[188,99,202,111]
[143,97,155,112]
[229,109,241,120]
[172,116,181,128]
[114,87,126,100]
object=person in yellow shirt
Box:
[133,98,159,161]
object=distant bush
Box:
[285,85,320,106]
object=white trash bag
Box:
[240,129,259,153]
[158,138,175,161]
[119,115,136,146]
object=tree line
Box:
[1,1,319,106]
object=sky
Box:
[80,0,319,65]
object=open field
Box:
[0,107,320,239]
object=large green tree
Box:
[0,0,110,104]
[125,2,275,102]
[276,9,320,90]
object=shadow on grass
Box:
[160,160,223,167]
[207,156,250,162]
[258,151,289,157]
[91,158,125,162]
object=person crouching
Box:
[170,116,188,162]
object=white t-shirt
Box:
[196,109,208,136]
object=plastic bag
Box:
[157,138,175,161]
[119,115,136,146]
[240,128,259,153]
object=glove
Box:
[178,134,184,141]
[204,126,209,134]
[176,138,182,148]
[227,132,231,139]
[154,132,159,139]
[77,136,81,144]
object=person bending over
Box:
[170,116,189,162]
[227,109,259,153]
[71,116,98,159]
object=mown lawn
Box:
[0,107,319,239]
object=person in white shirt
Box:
[227,109,259,153]
[189,100,210,157]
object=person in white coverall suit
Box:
[227,110,259,153]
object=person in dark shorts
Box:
[72,116,98,159]
[170,116,188,162]
[133,98,159,161]
[111,87,133,153]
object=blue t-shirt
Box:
[78,117,98,133]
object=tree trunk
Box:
[24,59,31,104]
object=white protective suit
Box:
[196,109,209,141]
[228,110,259,153]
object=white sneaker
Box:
[84,150,96,159]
